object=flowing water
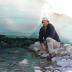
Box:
[0,48,51,72]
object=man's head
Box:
[42,17,49,27]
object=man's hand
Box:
[40,41,47,51]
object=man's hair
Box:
[42,17,49,23]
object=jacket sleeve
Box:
[39,28,44,43]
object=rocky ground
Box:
[0,47,72,72]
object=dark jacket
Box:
[39,23,60,43]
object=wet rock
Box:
[19,59,29,65]
[34,66,43,72]
[29,42,41,51]
[51,55,72,72]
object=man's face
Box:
[42,20,49,27]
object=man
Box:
[39,18,60,54]
[29,18,61,58]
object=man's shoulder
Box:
[48,23,53,26]
[48,23,54,28]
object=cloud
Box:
[46,0,72,17]
[3,18,20,31]
[0,0,14,5]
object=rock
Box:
[34,66,42,72]
[52,55,72,72]
[33,47,40,52]
[34,66,41,70]
[34,70,42,72]
[19,59,29,65]
[40,53,49,58]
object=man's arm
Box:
[39,28,44,43]
[40,42,47,51]
[39,28,47,51]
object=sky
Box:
[0,0,43,37]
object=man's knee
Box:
[46,37,54,42]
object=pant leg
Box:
[46,37,61,54]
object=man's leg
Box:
[46,37,61,54]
